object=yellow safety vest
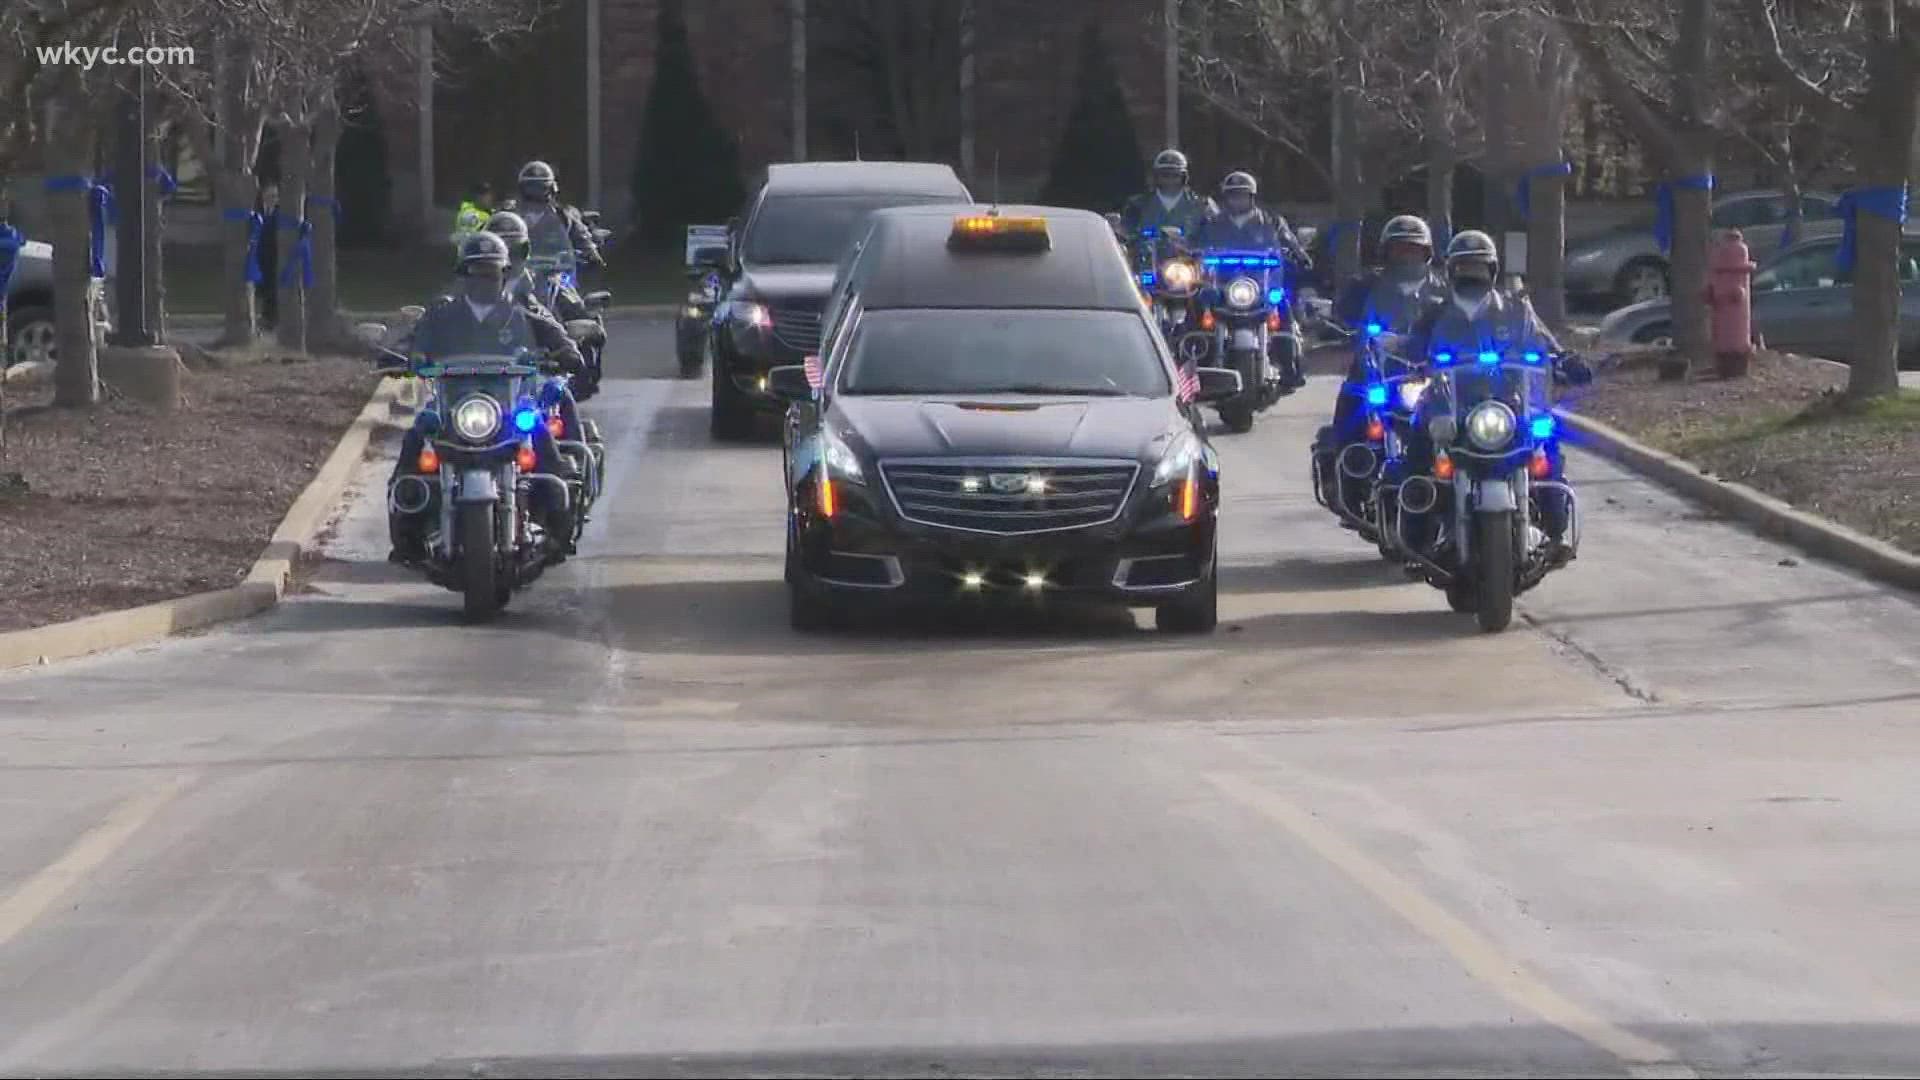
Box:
[452,201,491,248]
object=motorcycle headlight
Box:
[1397,378,1430,411]
[820,427,864,484]
[1225,277,1261,309]
[1152,432,1203,486]
[451,394,502,441]
[1159,259,1198,292]
[1465,401,1517,450]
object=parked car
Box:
[1596,230,1920,367]
[1566,189,1842,308]
[3,237,56,368]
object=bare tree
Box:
[1555,0,1723,380]
[1501,14,1580,330]
[1745,0,1920,400]
[816,0,963,162]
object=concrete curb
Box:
[1556,407,1920,592]
[0,378,408,672]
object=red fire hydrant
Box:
[1704,228,1757,377]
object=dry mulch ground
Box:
[1564,348,1920,555]
[0,351,373,632]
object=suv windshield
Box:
[744,194,953,264]
[840,309,1170,397]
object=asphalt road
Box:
[3,316,1919,1078]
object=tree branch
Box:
[1744,0,1872,140]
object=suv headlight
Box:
[1465,401,1516,450]
[1225,276,1261,309]
[451,394,502,441]
[1152,432,1203,486]
[820,427,864,484]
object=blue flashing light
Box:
[1365,384,1389,407]
[1267,287,1286,305]
[1477,349,1501,366]
[512,408,541,434]
[1530,415,1557,440]
[1523,350,1543,365]
[1140,271,1156,286]
[1433,351,1454,366]
[1139,227,1158,238]
[1365,321,1384,337]
[1202,256,1220,267]
[1263,256,1283,267]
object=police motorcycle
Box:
[526,220,615,396]
[1112,216,1206,349]
[1386,341,1581,633]
[1192,247,1298,433]
[365,313,603,620]
[1312,319,1431,555]
[677,242,728,379]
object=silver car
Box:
[1565,189,1842,307]
[3,238,56,368]
[1596,231,1920,367]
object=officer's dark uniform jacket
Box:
[1119,189,1215,238]
[403,291,582,371]
[506,200,602,266]
[1194,207,1309,265]
[1325,267,1450,434]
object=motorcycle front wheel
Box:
[1216,348,1259,433]
[1472,510,1515,632]
[459,502,502,622]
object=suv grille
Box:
[771,306,823,352]
[879,460,1139,535]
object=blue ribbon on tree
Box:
[1515,160,1574,223]
[222,207,268,284]
[148,164,177,197]
[43,174,115,277]
[280,217,314,287]
[0,223,22,314]
[1652,173,1715,254]
[1834,185,1909,275]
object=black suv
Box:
[701,161,971,439]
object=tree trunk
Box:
[1528,171,1568,330]
[203,39,264,348]
[275,114,312,354]
[1423,91,1454,246]
[1330,1,1364,282]
[145,149,165,339]
[957,0,974,180]
[791,0,808,161]
[307,93,348,352]
[46,76,100,408]
[1665,154,1714,380]
[1844,46,1920,400]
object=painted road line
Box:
[1205,771,1697,1077]
[0,776,191,950]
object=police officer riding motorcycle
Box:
[485,210,608,525]
[378,232,588,617]
[1180,170,1310,432]
[1312,214,1447,534]
[503,160,611,399]
[1119,150,1215,347]
[1393,230,1592,632]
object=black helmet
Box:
[483,210,528,246]
[457,231,512,274]
[1219,171,1258,197]
[1380,214,1433,251]
[517,159,557,201]
[1152,148,1189,177]
[1445,229,1498,271]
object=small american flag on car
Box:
[803,354,824,389]
[1175,361,1199,402]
